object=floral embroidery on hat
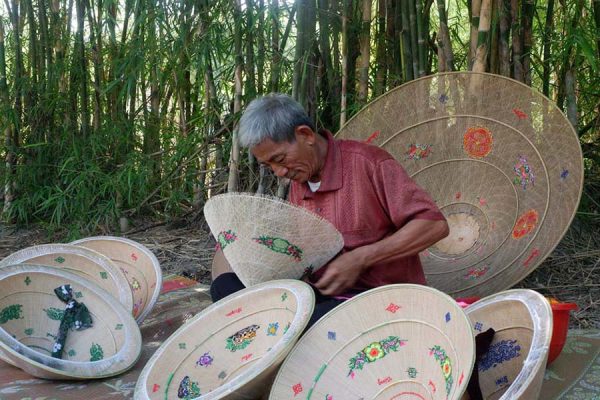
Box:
[348,336,406,377]
[216,230,237,251]
[514,155,535,190]
[196,352,213,367]
[253,236,303,262]
[464,266,489,280]
[430,345,453,396]
[178,376,201,399]
[406,144,433,160]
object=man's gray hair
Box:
[238,93,315,148]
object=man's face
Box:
[251,126,321,183]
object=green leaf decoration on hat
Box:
[44,307,65,321]
[253,236,303,261]
[90,343,104,361]
[0,304,23,324]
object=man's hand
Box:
[314,250,366,296]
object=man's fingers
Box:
[314,270,335,290]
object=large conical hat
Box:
[462,289,552,399]
[0,244,133,312]
[71,236,162,324]
[203,193,344,287]
[336,72,583,298]
[269,284,475,400]
[0,264,141,380]
[134,279,315,400]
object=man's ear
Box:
[294,125,317,145]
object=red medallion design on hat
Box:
[463,127,493,158]
[512,209,539,239]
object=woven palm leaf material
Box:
[462,289,552,399]
[203,193,344,287]
[134,280,315,400]
[0,264,141,380]
[336,72,583,298]
[71,236,163,324]
[50,285,93,359]
[269,284,475,400]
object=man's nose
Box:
[272,165,288,177]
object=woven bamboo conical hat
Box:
[71,236,162,324]
[462,289,552,400]
[336,72,583,298]
[0,244,133,312]
[203,193,344,287]
[134,279,315,400]
[269,284,475,400]
[0,264,141,380]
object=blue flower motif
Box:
[479,339,521,372]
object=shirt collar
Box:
[298,129,343,199]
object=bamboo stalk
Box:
[521,0,534,85]
[358,0,372,104]
[436,0,455,71]
[565,68,578,128]
[374,0,386,95]
[415,0,427,77]
[0,19,15,217]
[542,0,555,96]
[472,0,492,73]
[498,0,510,76]
[228,0,243,193]
[340,0,349,126]
[510,0,523,81]
[469,0,481,69]
[401,0,414,81]
[408,0,420,77]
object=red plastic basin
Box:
[547,301,578,366]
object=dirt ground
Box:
[1,214,598,329]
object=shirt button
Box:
[316,208,322,213]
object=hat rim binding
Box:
[70,236,163,324]
[465,288,553,400]
[269,283,477,399]
[134,279,315,400]
[0,243,134,312]
[0,264,142,380]
[335,71,584,298]
[203,192,345,286]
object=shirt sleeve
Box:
[372,157,446,228]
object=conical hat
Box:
[0,264,141,379]
[462,289,552,400]
[0,244,133,312]
[134,279,315,399]
[203,193,344,287]
[336,72,583,298]
[269,284,475,399]
[71,236,162,323]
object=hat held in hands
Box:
[203,193,344,287]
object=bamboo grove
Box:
[0,0,598,235]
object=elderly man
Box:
[210,93,449,328]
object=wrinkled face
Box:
[251,126,322,183]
